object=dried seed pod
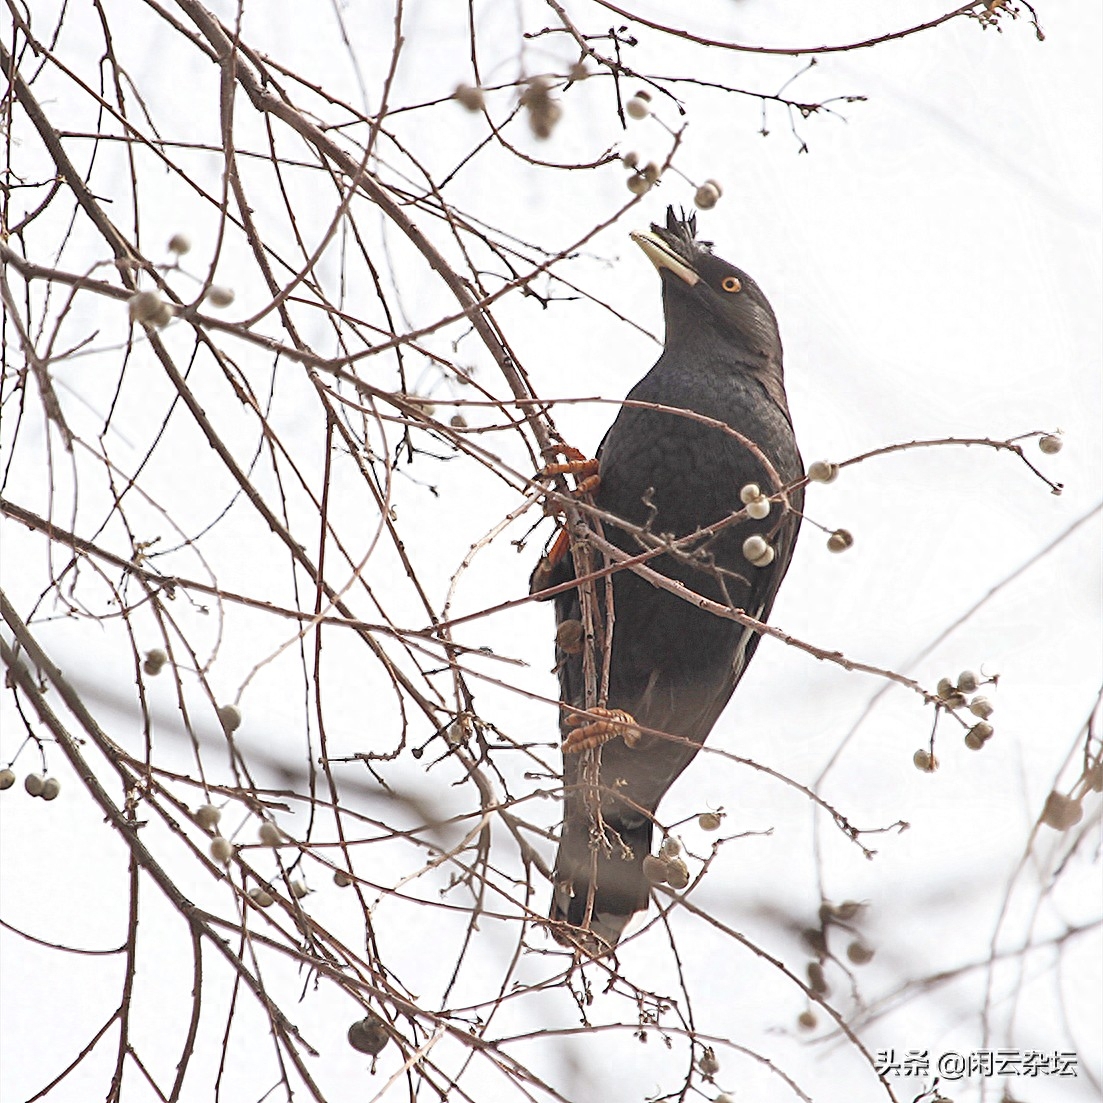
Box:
[739,483,762,504]
[143,648,169,675]
[642,161,661,184]
[1038,433,1063,455]
[665,857,690,889]
[621,150,640,168]
[453,83,485,112]
[826,529,853,553]
[128,290,174,328]
[289,879,309,899]
[660,835,681,858]
[24,772,46,797]
[1088,763,1103,793]
[445,719,469,747]
[797,1010,817,1031]
[348,1011,390,1055]
[807,460,838,483]
[964,730,985,751]
[913,748,938,772]
[968,721,994,743]
[196,803,222,831]
[807,961,829,994]
[167,233,191,256]
[0,768,16,790]
[248,887,274,908]
[835,900,863,921]
[697,1047,720,1076]
[642,854,669,884]
[746,498,771,520]
[40,777,61,801]
[698,811,722,831]
[1040,790,1082,831]
[801,927,827,955]
[626,173,652,195]
[846,940,874,965]
[956,670,979,694]
[555,619,585,654]
[694,181,722,210]
[969,696,994,719]
[449,413,468,428]
[520,76,562,140]
[936,678,955,699]
[568,60,590,82]
[258,821,282,847]
[333,870,354,887]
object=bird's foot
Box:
[562,708,641,753]
[539,445,601,507]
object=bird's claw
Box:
[562,708,641,753]
[539,445,601,513]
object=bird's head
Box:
[631,208,782,368]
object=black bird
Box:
[537,209,803,951]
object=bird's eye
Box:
[721,276,742,293]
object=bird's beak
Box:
[630,230,700,287]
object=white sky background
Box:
[1,2,1101,1102]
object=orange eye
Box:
[721,276,741,293]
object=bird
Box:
[534,207,804,952]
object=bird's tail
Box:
[549,812,652,952]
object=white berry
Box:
[210,837,235,864]
[807,460,838,483]
[1038,433,1063,455]
[0,768,15,790]
[693,181,722,210]
[40,777,61,801]
[24,772,46,797]
[453,83,485,112]
[626,91,651,120]
[204,285,235,308]
[217,704,242,733]
[742,535,775,567]
[698,811,722,831]
[128,290,174,328]
[258,821,282,847]
[697,1048,720,1076]
[196,804,222,831]
[167,233,191,256]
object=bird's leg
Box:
[530,445,602,595]
[562,708,641,754]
